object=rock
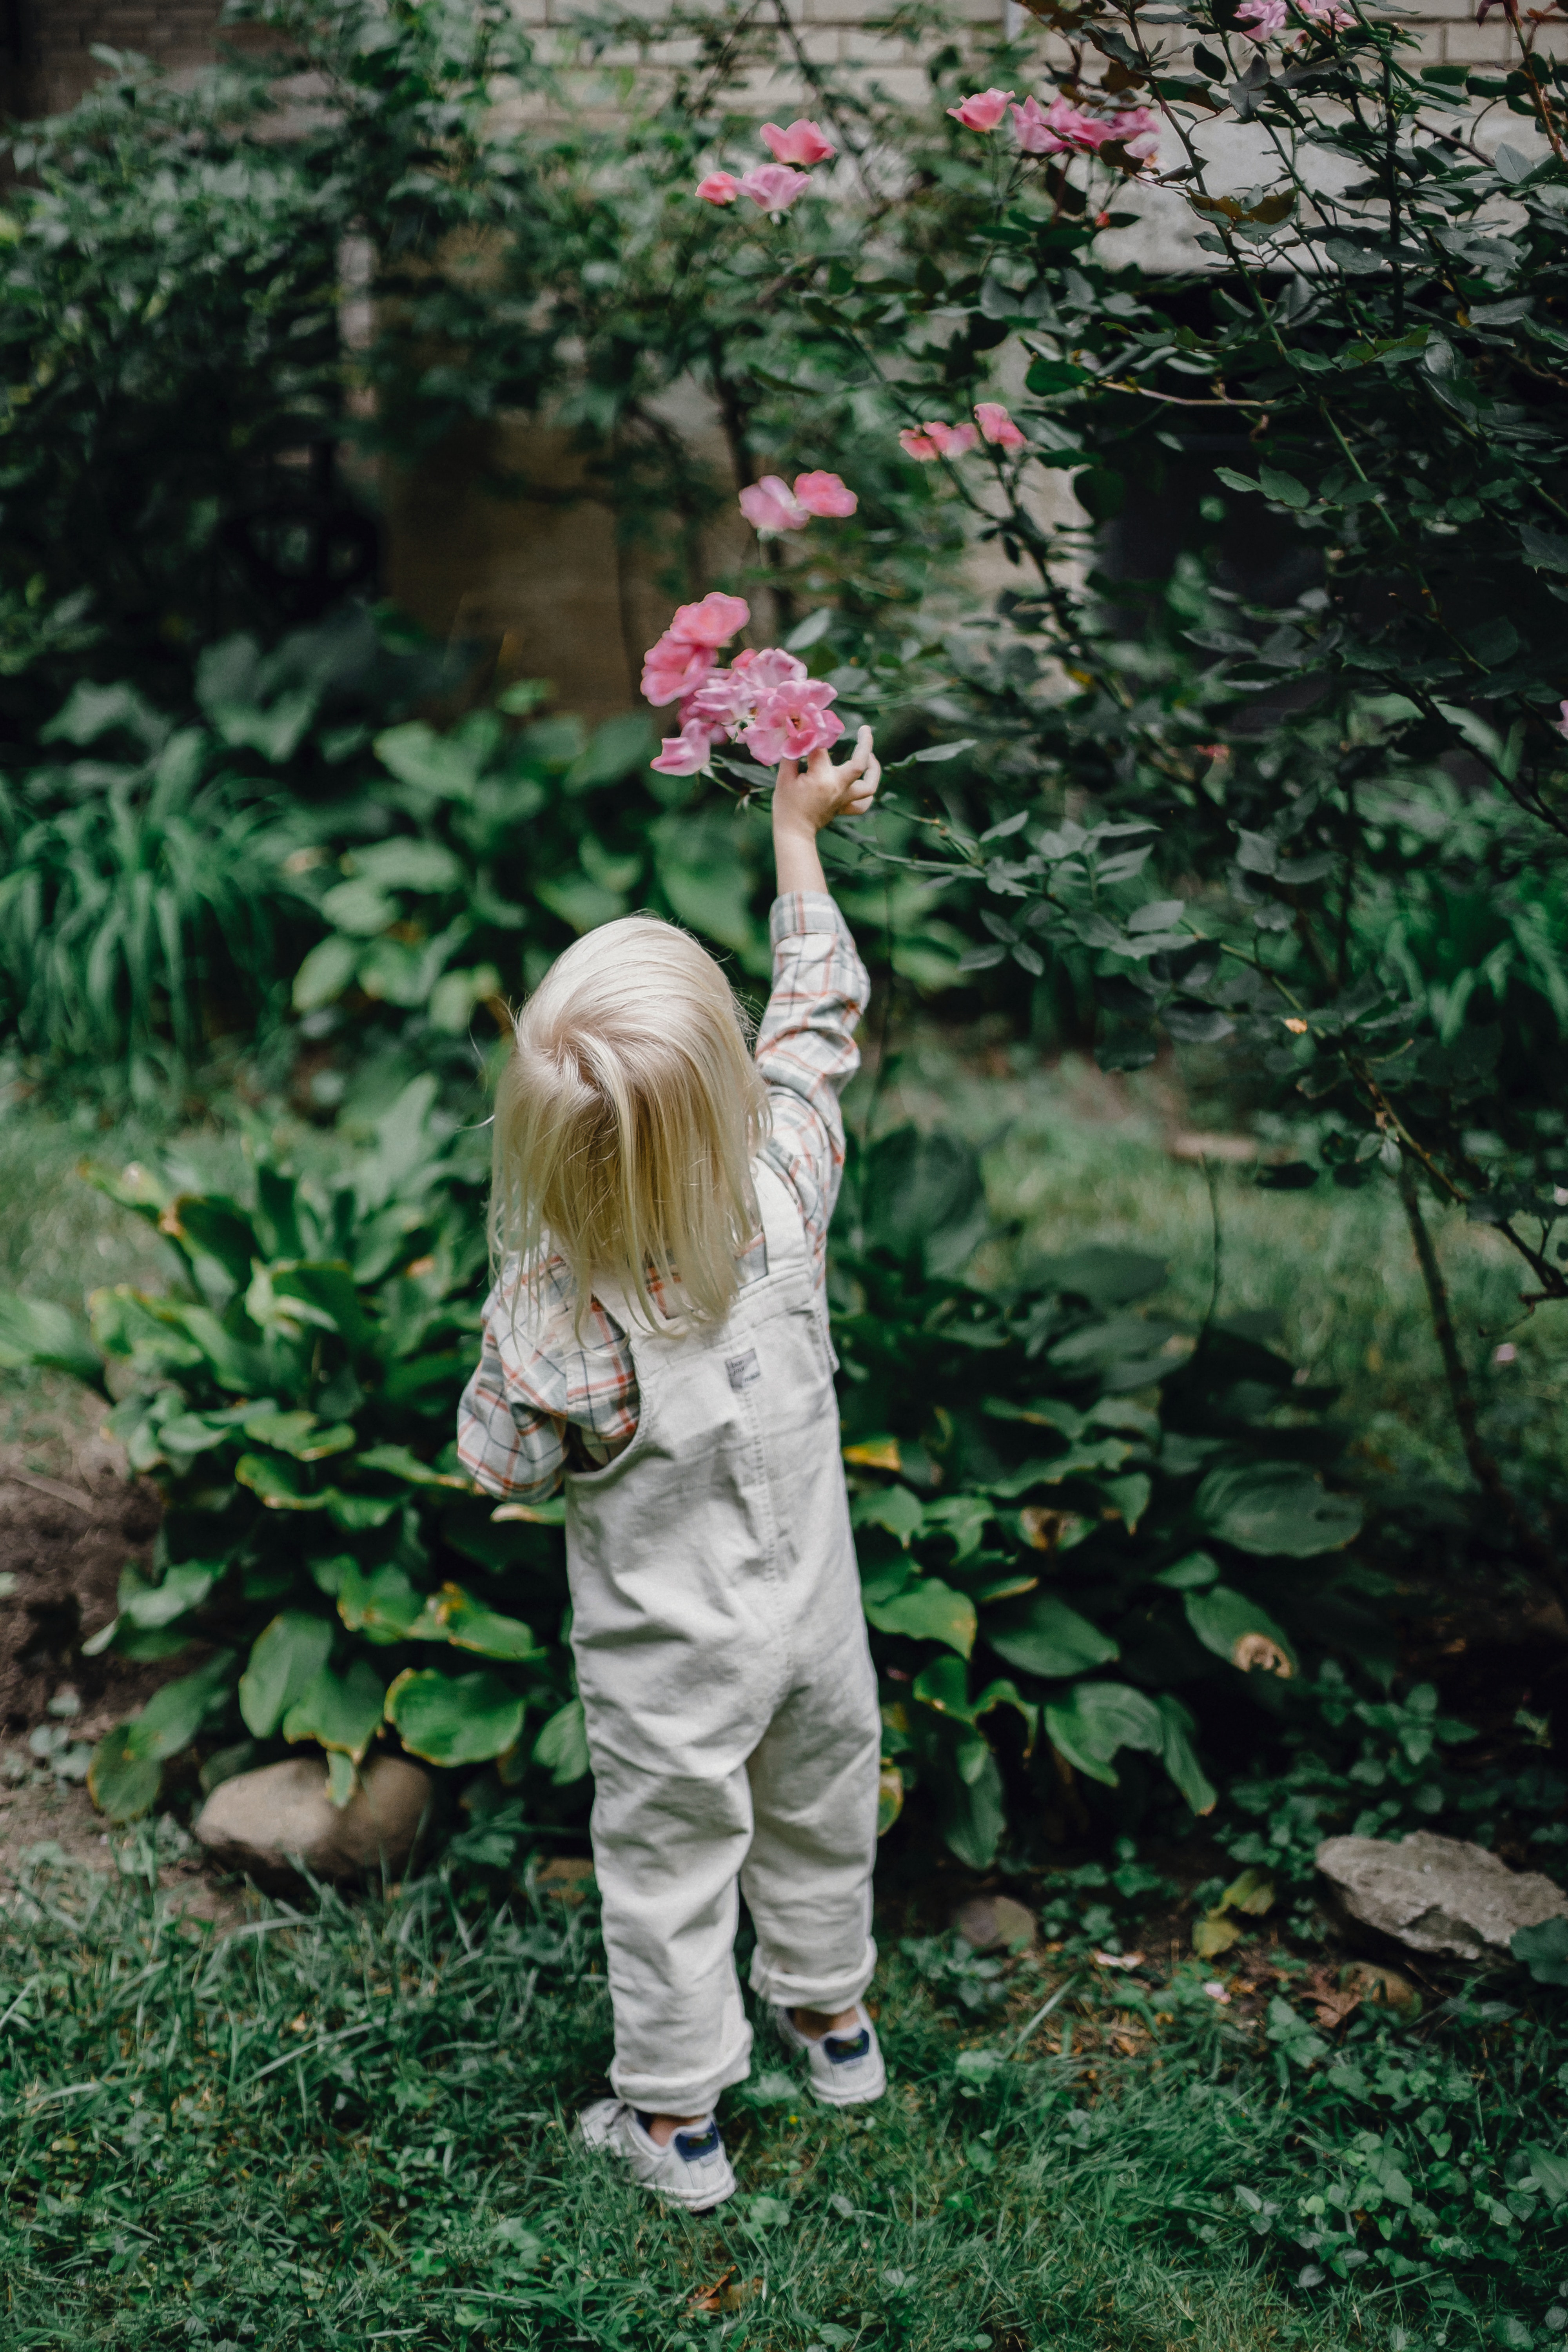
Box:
[954,1893,1037,1953]
[1316,1831,1568,1960]
[194,1755,432,1886]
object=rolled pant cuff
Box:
[610,2036,754,2119]
[748,1935,877,2016]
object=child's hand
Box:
[774,727,880,837]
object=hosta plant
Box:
[1,1113,1383,1864]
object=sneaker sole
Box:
[808,2058,887,2108]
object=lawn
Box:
[4,1834,1564,2352]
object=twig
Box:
[1,1468,99,1514]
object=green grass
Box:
[2,1841,1566,2352]
[866,1038,1568,1508]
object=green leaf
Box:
[1154,1692,1217,1817]
[385,1668,526,1767]
[282,1659,388,1764]
[240,1612,335,1738]
[1184,1584,1298,1676]
[356,1441,470,1489]
[1258,465,1311,509]
[241,1407,356,1460]
[1520,523,1568,573]
[336,1563,426,1645]
[292,935,361,1013]
[1513,1917,1568,1986]
[1523,2140,1568,2201]
[533,1696,591,1784]
[0,1290,103,1385]
[271,1262,369,1347]
[1153,1550,1219,1590]
[118,1559,216,1633]
[1043,1681,1167,1787]
[985,1593,1118,1679]
[1213,466,1259,497]
[416,1583,543,1662]
[852,1484,926,1546]
[235,1453,327,1511]
[87,1726,163,1823]
[863,1575,976,1657]
[938,1741,1005,1869]
[1196,1462,1362,1556]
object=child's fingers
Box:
[836,724,876,782]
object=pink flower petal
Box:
[947,87,1017,132]
[975,401,1027,452]
[739,475,808,533]
[792,469,858,517]
[759,118,836,167]
[695,172,740,205]
[924,419,978,458]
[735,163,812,213]
[667,591,751,648]
[641,632,715,708]
[650,719,716,774]
[899,426,940,461]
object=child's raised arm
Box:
[771,726,880,900]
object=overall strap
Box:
[752,1158,811,1278]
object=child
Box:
[457,726,884,2211]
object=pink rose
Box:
[743,679,844,766]
[760,118,835,166]
[668,590,750,647]
[1013,94,1120,154]
[1236,0,1289,32]
[739,475,808,533]
[651,720,717,775]
[735,164,811,213]
[1298,0,1354,25]
[792,469,858,517]
[641,632,715,708]
[899,426,940,461]
[947,87,1016,132]
[1109,107,1160,156]
[696,172,740,204]
[1557,699,1568,740]
[974,401,1027,452]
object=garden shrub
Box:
[0,1111,1380,1862]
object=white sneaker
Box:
[771,2001,887,2107]
[575,2098,737,2211]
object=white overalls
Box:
[564,1160,881,2117]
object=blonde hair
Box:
[490,915,770,1332]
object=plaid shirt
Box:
[457,893,869,1502]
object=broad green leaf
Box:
[356,1441,470,1489]
[1258,465,1311,509]
[1196,1462,1362,1557]
[533,1696,591,1784]
[336,1563,425,1644]
[937,1741,1005,1869]
[0,1290,102,1385]
[353,837,463,893]
[323,1490,401,1531]
[851,1484,925,1546]
[1513,1918,1568,1987]
[87,1726,163,1822]
[282,1659,388,1763]
[241,1406,356,1460]
[1043,1681,1167,1787]
[1154,1691,1217,1816]
[418,1583,543,1662]
[240,1612,335,1738]
[293,935,359,1013]
[119,1559,215,1632]
[877,1763,904,1836]
[120,1651,236,1766]
[1184,1584,1298,1676]
[386,1668,526,1768]
[863,1575,976,1657]
[1154,1550,1219,1590]
[1523,2140,1568,2202]
[985,1593,1118,1679]
[235,1453,327,1511]
[271,1262,369,1347]
[174,1196,258,1287]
